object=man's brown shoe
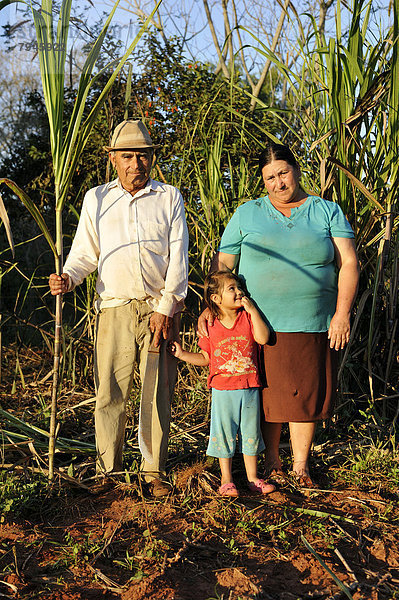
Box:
[148,478,172,498]
[90,476,115,495]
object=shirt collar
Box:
[106,177,166,195]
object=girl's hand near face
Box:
[241,296,255,313]
[241,296,270,345]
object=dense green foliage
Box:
[0,28,279,323]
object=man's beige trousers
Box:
[94,300,178,481]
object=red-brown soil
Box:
[0,463,398,600]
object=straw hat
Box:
[104,119,160,151]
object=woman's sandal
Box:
[248,479,276,495]
[218,482,239,497]
[268,469,287,485]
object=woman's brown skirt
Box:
[262,332,338,423]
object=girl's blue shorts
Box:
[206,387,265,458]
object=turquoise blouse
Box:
[218,195,354,333]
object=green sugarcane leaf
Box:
[55,0,71,76]
[31,6,62,164]
[301,535,354,599]
[124,63,133,119]
[327,158,385,212]
[0,179,56,256]
[0,192,15,257]
[387,0,399,160]
[340,45,365,86]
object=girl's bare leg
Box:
[243,454,258,483]
[219,457,233,485]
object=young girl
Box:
[169,271,275,497]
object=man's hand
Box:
[328,311,351,350]
[197,307,213,338]
[149,312,172,347]
[49,273,70,295]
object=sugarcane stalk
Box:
[49,205,63,480]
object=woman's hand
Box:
[197,307,213,338]
[328,312,350,350]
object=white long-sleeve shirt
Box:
[64,178,189,316]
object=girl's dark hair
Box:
[258,142,299,174]
[204,270,247,318]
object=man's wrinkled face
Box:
[110,149,153,193]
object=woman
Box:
[199,142,359,486]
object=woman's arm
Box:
[210,251,240,272]
[329,237,360,350]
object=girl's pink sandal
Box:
[248,479,275,495]
[218,483,239,497]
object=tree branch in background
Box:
[202,0,230,77]
[231,0,255,88]
[318,0,335,35]
[250,0,291,110]
[221,0,234,70]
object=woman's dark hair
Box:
[204,270,247,318]
[258,142,299,174]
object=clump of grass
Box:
[174,460,209,488]
[0,470,50,518]
[174,460,219,498]
[333,440,399,492]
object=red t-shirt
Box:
[198,309,261,390]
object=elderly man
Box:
[49,120,188,496]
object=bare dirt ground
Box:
[1,346,398,599]
[1,460,398,600]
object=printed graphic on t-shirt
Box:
[213,335,257,377]
[198,310,261,390]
